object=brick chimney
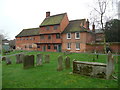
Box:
[92,23,95,32]
[86,19,89,30]
[46,11,50,18]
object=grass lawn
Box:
[2,51,119,88]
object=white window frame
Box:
[67,43,71,50]
[75,32,80,39]
[67,33,71,39]
[76,43,80,50]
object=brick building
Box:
[16,12,120,53]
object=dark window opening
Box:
[54,45,57,49]
[29,45,32,48]
[48,45,51,49]
[56,34,60,39]
[37,45,40,48]
[46,26,50,30]
[48,35,51,39]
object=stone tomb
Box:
[73,60,106,78]
[6,57,12,65]
[16,54,24,64]
[73,51,115,79]
[65,56,71,69]
[57,55,63,71]
[23,55,34,69]
[44,54,50,63]
[36,54,43,66]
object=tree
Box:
[105,19,120,42]
[90,0,118,53]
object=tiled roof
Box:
[16,28,40,37]
[62,19,87,33]
[40,13,66,26]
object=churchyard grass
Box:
[2,51,119,88]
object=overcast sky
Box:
[0,0,119,40]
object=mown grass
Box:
[2,51,119,88]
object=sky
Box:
[0,0,119,40]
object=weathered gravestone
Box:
[65,56,70,69]
[36,54,43,66]
[16,54,24,64]
[2,56,6,61]
[57,55,63,71]
[6,57,12,65]
[23,55,34,69]
[106,51,114,79]
[45,54,50,63]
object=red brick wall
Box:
[16,35,40,50]
[60,14,69,32]
[40,25,61,34]
[40,34,61,44]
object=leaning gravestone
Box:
[36,54,43,66]
[45,54,50,63]
[6,57,11,65]
[23,55,34,69]
[106,51,114,79]
[57,55,63,71]
[65,56,70,69]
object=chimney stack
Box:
[92,23,95,32]
[86,19,89,30]
[46,11,50,18]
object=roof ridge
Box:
[70,19,86,22]
[23,27,39,30]
[49,13,66,17]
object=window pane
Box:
[54,25,58,30]
[76,43,80,49]
[67,33,71,39]
[54,45,57,49]
[56,34,60,39]
[48,35,51,39]
[46,26,50,30]
[40,35,44,39]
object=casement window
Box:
[67,43,71,50]
[46,26,50,30]
[48,45,51,49]
[29,45,32,48]
[75,32,80,39]
[56,34,60,39]
[76,43,80,50]
[54,25,58,30]
[54,45,57,50]
[40,35,44,39]
[48,35,51,39]
[67,33,71,39]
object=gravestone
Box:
[6,57,11,65]
[57,55,63,71]
[23,55,34,69]
[106,51,114,79]
[65,56,70,69]
[2,56,6,61]
[45,54,50,63]
[36,54,43,66]
[16,54,24,64]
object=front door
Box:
[42,45,46,51]
[57,44,61,52]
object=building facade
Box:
[15,12,120,53]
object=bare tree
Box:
[89,0,118,53]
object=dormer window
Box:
[54,25,58,30]
[46,26,50,30]
[75,32,80,39]
[67,33,71,39]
